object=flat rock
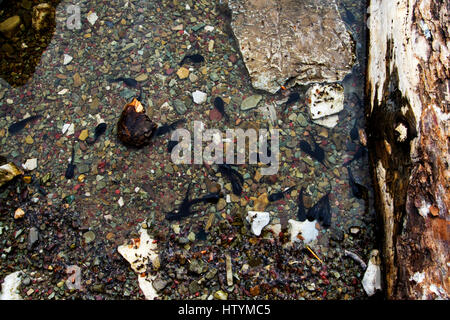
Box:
[192,90,207,104]
[241,94,262,111]
[228,0,355,93]
[246,211,270,236]
[288,219,319,244]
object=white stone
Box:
[63,54,72,65]
[118,227,159,300]
[205,26,214,32]
[362,250,382,296]
[62,123,74,136]
[246,211,270,236]
[307,83,344,127]
[87,11,98,25]
[58,88,68,95]
[22,158,37,171]
[312,114,340,129]
[288,219,319,244]
[0,271,23,300]
[192,90,207,104]
[118,197,124,207]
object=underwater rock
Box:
[0,15,21,38]
[307,83,344,129]
[117,98,157,148]
[362,250,382,297]
[246,211,270,236]
[227,0,355,93]
[0,162,23,187]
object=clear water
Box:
[0,0,377,300]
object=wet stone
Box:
[189,259,206,274]
[83,231,95,243]
[173,99,187,115]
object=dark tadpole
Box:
[297,187,306,221]
[346,166,367,200]
[306,193,331,228]
[154,119,186,138]
[268,186,295,202]
[8,115,42,134]
[350,120,359,141]
[214,97,229,121]
[283,92,300,110]
[218,164,244,196]
[64,144,76,179]
[299,140,326,166]
[165,184,221,221]
[87,122,107,145]
[179,54,205,66]
[108,77,138,88]
[349,145,367,164]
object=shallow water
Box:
[0,0,378,300]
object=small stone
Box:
[192,90,207,104]
[27,227,39,248]
[296,113,308,126]
[0,16,21,38]
[214,290,228,300]
[73,73,82,87]
[87,11,98,25]
[253,193,269,211]
[118,197,124,207]
[246,211,270,236]
[152,276,169,292]
[14,208,25,219]
[22,158,37,171]
[241,95,262,111]
[216,198,227,211]
[63,54,73,65]
[25,135,33,144]
[83,231,95,243]
[173,100,187,115]
[209,108,223,121]
[176,67,189,79]
[188,259,205,275]
[135,74,148,82]
[79,129,89,141]
[210,72,219,82]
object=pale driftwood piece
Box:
[366,0,449,299]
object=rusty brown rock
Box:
[367,0,449,300]
[227,0,355,93]
[117,98,157,148]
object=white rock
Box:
[288,219,319,244]
[63,54,72,65]
[205,25,215,32]
[58,88,68,95]
[307,83,344,128]
[118,197,124,207]
[22,158,37,171]
[192,90,207,104]
[312,114,340,129]
[62,123,75,136]
[118,227,159,300]
[0,271,23,300]
[86,11,98,25]
[246,211,270,236]
[362,250,382,296]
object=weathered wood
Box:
[366,0,449,299]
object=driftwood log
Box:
[366,0,449,299]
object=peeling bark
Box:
[366,0,449,299]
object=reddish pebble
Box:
[165,68,174,75]
[115,189,120,195]
[209,108,223,121]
